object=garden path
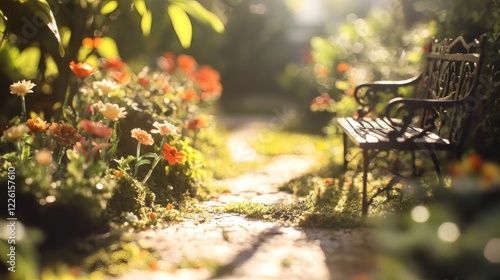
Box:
[112,115,376,280]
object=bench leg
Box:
[362,149,369,217]
[430,151,444,186]
[343,132,348,171]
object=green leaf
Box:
[143,153,158,159]
[101,0,118,15]
[173,0,224,33]
[23,0,64,56]
[136,159,151,167]
[167,4,192,48]
[141,10,152,36]
[96,37,119,58]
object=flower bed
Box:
[1,52,223,244]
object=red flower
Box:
[138,76,150,87]
[69,61,98,78]
[79,119,113,139]
[47,123,81,146]
[162,143,185,165]
[148,212,157,219]
[186,116,207,130]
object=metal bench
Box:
[337,35,487,216]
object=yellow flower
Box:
[35,149,53,166]
[26,117,48,132]
[131,128,154,145]
[3,124,29,142]
[93,79,119,96]
[94,101,127,121]
[10,80,36,97]
[151,121,180,136]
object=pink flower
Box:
[79,119,113,139]
[131,128,154,145]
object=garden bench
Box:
[337,35,487,216]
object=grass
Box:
[249,129,331,157]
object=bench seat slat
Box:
[337,117,453,151]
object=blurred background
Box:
[0,0,498,155]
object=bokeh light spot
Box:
[437,222,460,243]
[484,238,500,263]
[411,205,430,223]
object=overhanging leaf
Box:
[141,10,152,36]
[23,0,65,56]
[173,0,224,33]
[96,37,119,58]
[133,0,147,16]
[100,0,118,15]
[167,4,192,48]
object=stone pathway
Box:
[112,115,376,280]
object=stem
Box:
[57,149,65,165]
[141,136,166,185]
[141,156,161,185]
[134,142,142,177]
[21,96,26,122]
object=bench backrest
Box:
[416,35,486,147]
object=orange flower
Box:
[468,153,483,172]
[314,65,329,77]
[336,62,350,73]
[111,71,131,84]
[69,61,98,78]
[148,212,157,219]
[182,88,198,102]
[194,65,222,94]
[324,178,333,185]
[47,123,81,146]
[310,93,334,111]
[82,37,102,48]
[346,88,355,96]
[113,169,124,178]
[176,54,197,75]
[100,57,126,72]
[26,117,48,132]
[166,203,173,210]
[186,116,207,130]
[148,260,159,271]
[163,143,184,165]
[79,119,113,139]
[131,128,154,145]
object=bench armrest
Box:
[384,97,462,140]
[354,76,421,118]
